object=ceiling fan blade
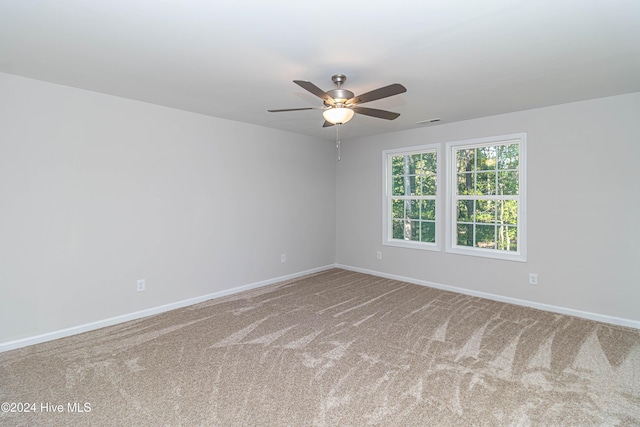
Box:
[347,83,407,105]
[352,106,401,120]
[268,107,323,112]
[322,121,334,128]
[294,80,336,106]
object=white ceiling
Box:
[1,0,639,141]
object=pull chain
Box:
[336,123,341,161]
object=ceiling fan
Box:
[268,74,407,127]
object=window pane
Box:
[408,154,419,175]
[392,176,405,196]
[423,152,437,171]
[408,220,420,241]
[475,224,496,249]
[421,222,435,243]
[392,220,405,239]
[457,224,474,247]
[497,225,518,251]
[499,200,518,225]
[392,155,405,176]
[457,149,475,173]
[498,171,518,195]
[457,200,474,222]
[476,200,496,223]
[392,199,405,219]
[477,146,497,171]
[414,175,423,196]
[457,173,474,195]
[420,200,436,220]
[420,173,436,195]
[404,175,416,196]
[408,200,420,219]
[498,144,519,170]
[476,172,496,195]
[508,226,518,251]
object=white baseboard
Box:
[3,263,637,354]
[336,264,640,330]
[0,265,335,353]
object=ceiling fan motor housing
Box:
[325,74,354,106]
[325,89,354,106]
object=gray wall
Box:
[336,92,640,324]
[0,73,336,343]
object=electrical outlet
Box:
[281,254,287,263]
[376,251,382,260]
[137,279,146,292]
[528,273,538,285]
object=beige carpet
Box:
[1,269,639,426]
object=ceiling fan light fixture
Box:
[323,107,355,125]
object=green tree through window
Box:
[383,134,525,261]
[447,134,526,261]
[384,144,439,250]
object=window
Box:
[445,133,526,261]
[383,144,441,250]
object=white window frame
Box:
[382,143,442,251]
[445,133,527,262]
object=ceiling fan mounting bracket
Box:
[331,74,347,87]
